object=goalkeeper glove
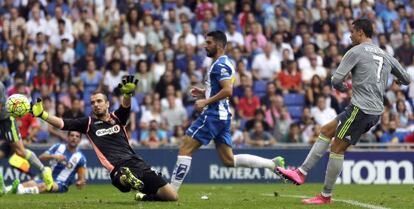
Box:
[118,75,139,98]
[31,98,49,120]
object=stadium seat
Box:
[284,93,305,106]
[253,80,267,98]
[286,106,304,121]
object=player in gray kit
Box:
[276,18,411,204]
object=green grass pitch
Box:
[0,184,413,209]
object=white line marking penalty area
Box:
[261,193,391,209]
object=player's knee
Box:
[169,192,179,201]
[15,149,26,158]
[222,158,235,167]
[320,126,334,138]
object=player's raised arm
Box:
[118,75,139,108]
[331,50,359,92]
[389,56,411,85]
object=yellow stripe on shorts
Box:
[10,116,20,142]
[338,106,359,139]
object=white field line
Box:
[261,193,391,209]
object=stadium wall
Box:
[1,148,413,185]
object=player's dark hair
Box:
[207,30,227,48]
[68,130,82,137]
[91,91,108,101]
[352,18,373,38]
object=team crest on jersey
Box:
[96,125,121,136]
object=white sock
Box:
[170,155,192,192]
[234,154,274,169]
[4,185,12,193]
[17,185,39,195]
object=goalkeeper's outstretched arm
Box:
[31,98,64,129]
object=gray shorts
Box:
[335,104,380,145]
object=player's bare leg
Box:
[170,135,202,192]
[216,143,285,169]
[277,119,337,185]
[10,140,54,191]
[135,183,178,201]
[302,137,350,204]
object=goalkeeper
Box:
[30,75,178,201]
[0,81,54,194]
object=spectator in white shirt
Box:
[49,19,74,49]
[301,55,327,83]
[297,43,323,71]
[61,38,75,65]
[105,37,129,63]
[251,43,281,81]
[226,22,244,48]
[123,24,146,53]
[172,22,196,47]
[48,6,73,37]
[103,59,127,92]
[272,31,294,61]
[26,6,50,41]
[311,96,337,126]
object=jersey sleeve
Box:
[389,55,411,85]
[212,63,233,81]
[45,143,60,155]
[331,49,359,91]
[113,105,131,125]
[332,49,359,80]
[62,117,90,133]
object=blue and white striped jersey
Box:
[45,143,87,186]
[203,55,235,120]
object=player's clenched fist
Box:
[190,87,205,97]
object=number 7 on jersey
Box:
[373,55,383,83]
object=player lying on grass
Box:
[170,31,285,192]
[28,76,178,201]
[276,18,411,204]
[0,131,86,195]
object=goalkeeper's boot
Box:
[134,191,147,201]
[302,193,332,204]
[120,167,144,191]
[0,174,5,196]
[275,167,306,185]
[42,167,54,191]
[8,179,20,194]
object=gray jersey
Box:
[0,82,10,120]
[332,42,411,115]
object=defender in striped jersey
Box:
[170,31,285,192]
[2,131,86,194]
[276,19,411,204]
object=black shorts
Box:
[110,156,167,195]
[0,117,21,143]
[335,104,380,145]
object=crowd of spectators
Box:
[1,0,414,148]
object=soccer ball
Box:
[6,94,31,118]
